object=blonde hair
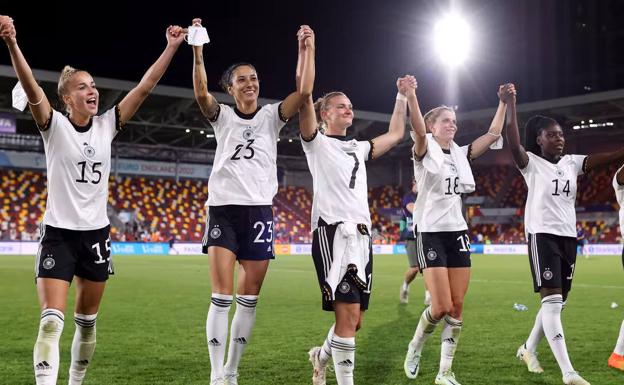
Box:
[423,105,454,132]
[57,65,81,97]
[313,91,347,132]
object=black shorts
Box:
[528,233,577,293]
[311,221,373,312]
[36,224,114,283]
[202,205,275,260]
[417,231,471,269]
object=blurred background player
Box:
[399,179,430,305]
[0,15,184,385]
[192,18,315,385]
[575,223,588,259]
[608,164,624,372]
[506,86,624,385]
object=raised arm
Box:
[470,84,513,159]
[190,19,220,121]
[1,16,51,127]
[299,96,317,140]
[617,165,624,185]
[118,25,184,126]
[281,25,315,120]
[406,76,427,158]
[504,84,528,168]
[585,147,624,172]
[370,76,411,159]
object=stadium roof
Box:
[1,64,624,169]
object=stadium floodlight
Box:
[185,129,190,133]
[433,13,472,67]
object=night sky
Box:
[2,0,624,114]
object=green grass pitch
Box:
[1,253,623,384]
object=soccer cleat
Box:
[608,352,624,371]
[562,371,590,385]
[308,346,327,385]
[435,370,462,385]
[403,343,421,379]
[224,372,238,385]
[516,344,544,373]
[400,286,409,304]
[424,290,432,306]
[210,378,227,385]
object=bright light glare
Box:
[434,14,472,67]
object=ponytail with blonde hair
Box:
[57,65,84,112]
[313,91,346,132]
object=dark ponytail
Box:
[524,115,558,154]
[219,62,257,92]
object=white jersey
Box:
[207,103,286,206]
[302,131,372,231]
[520,152,586,238]
[613,165,624,239]
[41,107,119,230]
[413,147,469,232]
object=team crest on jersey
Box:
[43,256,55,270]
[555,168,565,178]
[449,164,457,174]
[426,250,437,261]
[242,127,254,140]
[543,269,553,280]
[339,281,351,294]
[210,226,222,239]
[83,143,96,158]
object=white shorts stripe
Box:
[531,234,541,287]
[319,227,332,277]
[417,232,426,269]
[35,223,46,276]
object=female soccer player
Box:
[399,179,431,306]
[507,89,624,385]
[403,82,514,385]
[300,67,411,384]
[191,18,315,385]
[609,164,624,372]
[0,15,184,385]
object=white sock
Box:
[409,306,441,354]
[439,315,462,374]
[319,324,334,366]
[402,281,409,291]
[206,293,232,381]
[541,294,574,375]
[34,308,64,385]
[331,335,355,385]
[525,308,544,352]
[68,313,97,385]
[614,320,624,356]
[224,295,258,375]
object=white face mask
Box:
[185,25,210,46]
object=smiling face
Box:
[321,94,354,133]
[429,108,457,143]
[227,65,259,104]
[537,123,565,157]
[61,71,99,118]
